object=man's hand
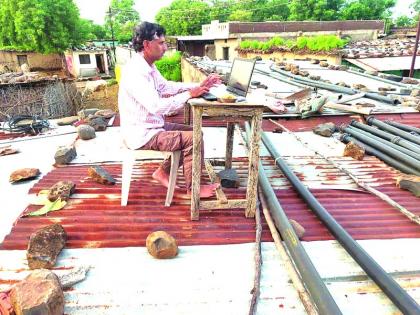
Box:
[200,74,222,89]
[267,100,287,114]
[189,86,209,98]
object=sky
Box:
[74,0,417,25]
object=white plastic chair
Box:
[121,145,181,207]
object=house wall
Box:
[65,51,109,78]
[0,51,62,72]
[214,38,241,60]
[181,57,207,83]
[237,50,342,65]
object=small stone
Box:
[396,175,420,197]
[291,68,300,75]
[95,109,115,119]
[319,61,329,67]
[77,125,96,140]
[337,65,348,71]
[402,78,419,85]
[337,81,350,88]
[353,83,367,90]
[299,70,309,77]
[9,168,40,183]
[284,64,291,71]
[88,165,116,185]
[146,231,178,259]
[310,59,320,64]
[410,89,420,97]
[309,75,320,81]
[77,108,99,120]
[313,122,337,137]
[289,219,305,239]
[217,168,239,188]
[365,70,378,76]
[401,101,418,107]
[56,116,79,126]
[88,117,107,131]
[378,86,396,92]
[54,146,76,165]
[27,224,67,270]
[343,141,365,160]
[47,181,75,202]
[11,269,64,315]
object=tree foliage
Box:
[105,0,140,43]
[156,0,211,35]
[0,0,87,53]
[155,0,397,36]
[394,15,415,28]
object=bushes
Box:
[239,35,348,52]
[155,51,182,82]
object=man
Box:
[118,22,220,198]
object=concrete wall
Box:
[181,57,206,83]
[214,38,241,60]
[0,51,62,72]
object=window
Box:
[223,47,229,60]
[79,54,91,64]
[17,55,28,66]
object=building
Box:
[65,47,110,78]
[0,50,62,73]
[176,20,384,61]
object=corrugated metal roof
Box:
[2,152,419,250]
[345,56,420,71]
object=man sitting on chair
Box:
[118,21,220,198]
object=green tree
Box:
[411,0,420,13]
[105,0,140,43]
[209,0,234,22]
[229,9,253,21]
[155,0,211,35]
[288,0,345,21]
[0,0,86,53]
[340,0,396,20]
[394,15,415,27]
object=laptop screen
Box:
[227,58,256,97]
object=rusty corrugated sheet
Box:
[0,131,27,141]
[2,155,419,250]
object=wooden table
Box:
[188,98,264,221]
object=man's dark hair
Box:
[132,22,166,52]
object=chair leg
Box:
[165,150,181,206]
[121,152,135,206]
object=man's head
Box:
[132,22,167,64]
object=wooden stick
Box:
[323,101,373,115]
[204,160,228,204]
[248,197,262,315]
[270,119,420,225]
[259,191,318,315]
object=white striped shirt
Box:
[118,52,197,149]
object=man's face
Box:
[143,35,168,63]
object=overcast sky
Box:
[74,0,417,25]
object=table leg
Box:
[225,122,234,169]
[245,111,263,218]
[184,103,191,125]
[191,107,203,220]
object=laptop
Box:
[202,58,256,101]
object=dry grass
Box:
[80,83,119,112]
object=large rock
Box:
[54,146,77,165]
[9,168,40,183]
[343,141,365,160]
[313,122,336,137]
[56,116,79,126]
[47,181,76,202]
[78,108,99,120]
[77,124,96,140]
[27,224,67,270]
[10,269,64,315]
[146,231,178,259]
[88,166,116,185]
[396,175,420,197]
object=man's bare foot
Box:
[188,183,219,198]
[152,167,179,188]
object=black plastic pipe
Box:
[368,116,420,146]
[243,125,342,315]
[270,66,399,105]
[347,68,410,88]
[341,134,420,176]
[350,120,420,154]
[341,126,420,172]
[259,127,420,314]
[385,120,420,135]
[346,125,420,161]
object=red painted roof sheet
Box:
[2,155,419,250]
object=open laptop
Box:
[202,58,256,101]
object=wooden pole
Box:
[409,14,420,78]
